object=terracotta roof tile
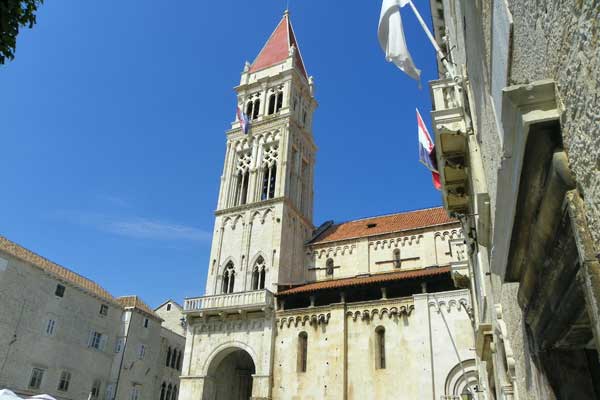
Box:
[0,235,116,303]
[249,12,308,79]
[117,295,161,320]
[277,266,451,295]
[310,207,457,244]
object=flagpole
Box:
[406,0,456,79]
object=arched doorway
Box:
[204,347,256,400]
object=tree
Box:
[0,0,43,64]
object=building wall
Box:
[0,247,184,400]
[180,313,274,400]
[157,326,186,399]
[155,301,186,337]
[307,224,465,281]
[0,250,119,399]
[272,290,474,400]
[431,1,600,399]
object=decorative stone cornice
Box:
[345,304,414,322]
[277,312,331,329]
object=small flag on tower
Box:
[237,106,250,134]
[417,108,441,190]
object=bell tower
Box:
[206,10,317,296]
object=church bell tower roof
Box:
[249,10,308,80]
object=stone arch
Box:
[444,359,478,398]
[202,342,258,400]
[201,341,259,377]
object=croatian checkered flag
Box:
[236,105,250,134]
[417,109,441,190]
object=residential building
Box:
[0,236,184,400]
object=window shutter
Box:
[87,330,94,347]
[100,334,108,351]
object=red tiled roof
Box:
[277,266,451,295]
[249,11,308,79]
[310,207,457,244]
[117,295,161,320]
[0,235,116,303]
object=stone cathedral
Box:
[180,12,475,400]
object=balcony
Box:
[183,289,275,316]
[429,78,469,214]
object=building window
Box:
[90,379,101,399]
[55,284,65,297]
[222,262,235,294]
[325,258,334,276]
[177,350,183,370]
[166,347,172,367]
[251,256,266,290]
[105,384,115,400]
[28,368,44,389]
[129,386,140,400]
[235,170,250,206]
[276,91,283,112]
[166,384,173,400]
[297,332,308,373]
[160,383,166,400]
[393,248,401,268]
[166,303,171,311]
[252,99,260,120]
[57,371,71,392]
[172,385,178,400]
[45,319,56,336]
[143,318,149,328]
[99,304,108,316]
[375,326,386,369]
[138,344,146,360]
[170,349,178,369]
[245,101,253,119]
[88,331,106,351]
[261,164,277,200]
[104,383,115,400]
[115,337,125,353]
[268,93,276,115]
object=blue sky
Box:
[1,1,441,307]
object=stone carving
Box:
[277,312,331,328]
[346,305,414,322]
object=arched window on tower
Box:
[393,248,401,268]
[252,256,266,290]
[166,384,172,400]
[297,331,308,373]
[246,101,253,119]
[235,170,250,206]
[177,350,182,370]
[326,258,334,277]
[261,146,278,201]
[252,98,260,120]
[222,262,235,294]
[172,385,178,400]
[268,93,276,115]
[276,91,283,112]
[375,326,386,369]
[160,382,166,400]
[166,347,171,367]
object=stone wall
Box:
[307,224,465,281]
[271,290,474,400]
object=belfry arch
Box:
[202,346,257,400]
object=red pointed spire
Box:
[249,11,308,80]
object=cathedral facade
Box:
[179,12,474,400]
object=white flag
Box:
[378,0,421,81]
